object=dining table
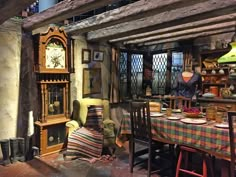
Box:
[117,110,235,177]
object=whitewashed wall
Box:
[70,35,111,108]
[0,19,22,140]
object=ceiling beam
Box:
[139,27,235,46]
[124,21,236,44]
[65,0,205,34]
[87,0,236,41]
[22,0,120,31]
[110,13,236,43]
[0,0,35,25]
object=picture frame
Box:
[83,68,102,97]
[93,50,104,62]
[82,49,91,64]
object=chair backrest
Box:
[130,100,152,143]
[168,96,191,109]
[227,111,236,177]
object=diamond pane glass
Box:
[171,52,183,90]
[152,53,167,95]
[131,54,143,95]
[119,52,128,98]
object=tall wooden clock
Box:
[33,27,71,156]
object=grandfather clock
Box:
[33,27,70,156]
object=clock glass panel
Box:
[46,39,66,69]
[47,124,66,147]
[48,84,64,115]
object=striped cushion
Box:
[67,127,103,158]
[84,105,103,130]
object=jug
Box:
[220,88,231,98]
[206,105,217,121]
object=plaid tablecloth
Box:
[118,113,234,159]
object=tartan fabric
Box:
[67,127,103,158]
[119,113,235,158]
[84,105,103,130]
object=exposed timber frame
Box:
[87,0,236,41]
[124,21,236,45]
[23,0,120,31]
[64,0,206,34]
[109,13,236,43]
[0,0,35,25]
[139,28,235,46]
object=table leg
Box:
[221,159,229,177]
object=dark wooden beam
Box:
[65,0,205,34]
[23,0,120,31]
[0,0,35,25]
[124,21,236,44]
[87,0,236,41]
[110,13,236,43]
[139,28,235,46]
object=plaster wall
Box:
[0,19,22,140]
[70,35,111,108]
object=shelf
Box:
[202,83,226,86]
[203,67,229,71]
[35,118,70,127]
[200,48,232,96]
[201,74,226,76]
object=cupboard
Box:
[200,48,230,96]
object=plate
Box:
[181,118,207,124]
[214,123,229,128]
[150,113,164,117]
[172,109,182,113]
[161,108,167,111]
[167,116,180,120]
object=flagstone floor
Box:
[0,141,223,177]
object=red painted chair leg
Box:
[175,150,183,177]
[203,156,207,177]
[176,146,212,177]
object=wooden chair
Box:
[175,146,210,177]
[129,100,163,177]
[168,96,191,109]
[173,96,213,177]
[227,111,236,177]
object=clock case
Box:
[33,27,71,156]
[33,27,69,73]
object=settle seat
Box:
[66,98,116,148]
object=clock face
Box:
[46,46,65,69]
